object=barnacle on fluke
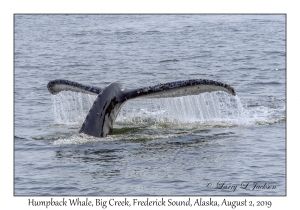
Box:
[47,79,236,137]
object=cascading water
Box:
[117,91,247,127]
[49,90,285,146]
[51,91,247,127]
[51,91,96,125]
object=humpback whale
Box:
[47,79,236,137]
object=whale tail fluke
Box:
[47,79,102,95]
[47,79,236,137]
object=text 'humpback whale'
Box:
[47,79,236,137]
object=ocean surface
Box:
[14,14,286,196]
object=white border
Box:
[2,0,296,209]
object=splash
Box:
[48,90,285,145]
[51,91,246,126]
[239,96,286,126]
[51,133,100,146]
[118,92,246,126]
[51,91,96,125]
[50,90,285,129]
